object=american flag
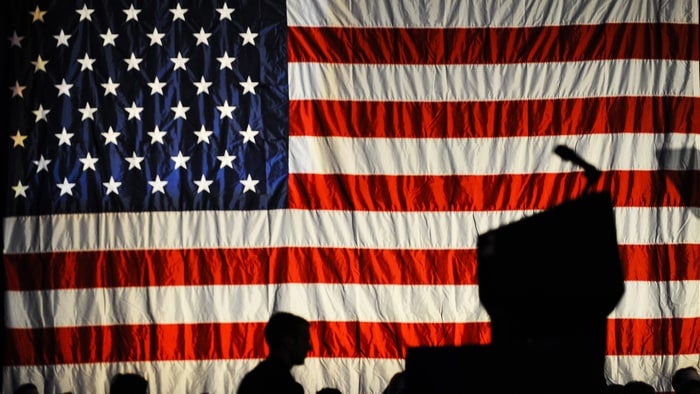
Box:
[2,0,699,393]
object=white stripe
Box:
[4,207,698,254]
[288,60,698,101]
[4,284,489,327]
[287,0,698,27]
[609,281,700,320]
[6,280,700,328]
[3,354,698,393]
[289,133,700,175]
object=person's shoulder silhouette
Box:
[237,312,311,394]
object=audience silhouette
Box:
[381,371,407,394]
[604,383,625,393]
[110,373,148,394]
[237,311,342,394]
[673,366,700,394]
[14,383,39,394]
[622,380,656,393]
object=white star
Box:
[147,28,165,46]
[10,81,26,98]
[54,29,71,47]
[100,28,118,46]
[79,152,99,171]
[240,76,259,95]
[123,5,141,22]
[57,178,76,196]
[170,52,189,71]
[217,100,236,119]
[103,176,122,195]
[12,181,29,198]
[9,31,24,47]
[125,152,145,170]
[125,102,143,120]
[217,151,236,168]
[171,151,190,169]
[147,125,168,144]
[193,28,211,46]
[55,78,73,97]
[240,174,259,193]
[78,102,98,121]
[193,77,212,95]
[194,125,213,144]
[171,101,189,120]
[101,77,119,96]
[148,175,168,194]
[33,155,51,173]
[147,76,167,95]
[240,125,259,144]
[217,52,235,70]
[102,126,120,145]
[170,4,188,21]
[77,53,96,71]
[31,55,49,72]
[11,131,28,147]
[76,5,94,21]
[194,175,214,193]
[30,6,47,23]
[216,3,235,20]
[240,27,258,46]
[55,127,74,146]
[124,53,143,71]
[33,104,50,122]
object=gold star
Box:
[10,81,26,98]
[12,181,29,198]
[30,6,47,22]
[11,130,28,148]
[31,55,49,72]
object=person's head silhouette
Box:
[110,373,148,394]
[622,381,655,394]
[14,383,39,394]
[237,312,315,394]
[265,311,312,367]
[672,366,700,394]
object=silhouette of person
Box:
[672,366,700,394]
[110,373,148,394]
[604,383,625,393]
[14,383,39,394]
[237,312,342,394]
[622,381,656,393]
[382,371,407,394]
[316,389,342,394]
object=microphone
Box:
[554,145,601,185]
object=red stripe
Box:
[4,244,698,290]
[289,97,700,138]
[619,244,700,282]
[3,248,478,289]
[607,318,700,356]
[288,171,699,211]
[288,24,699,64]
[3,321,490,365]
[5,318,698,365]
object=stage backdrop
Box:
[2,0,699,393]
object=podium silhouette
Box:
[477,191,624,393]
[406,191,625,393]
